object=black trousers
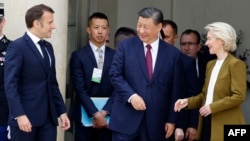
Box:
[200,115,211,141]
[10,120,56,141]
[74,122,112,141]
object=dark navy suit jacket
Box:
[4,33,67,127]
[177,54,200,129]
[109,36,184,140]
[69,44,116,122]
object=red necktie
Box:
[146,44,152,80]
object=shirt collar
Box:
[27,30,41,44]
[89,41,105,53]
[143,38,159,49]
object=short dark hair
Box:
[162,20,178,35]
[25,4,54,28]
[138,7,163,25]
[114,27,137,48]
[88,12,109,27]
[114,27,136,39]
[180,29,201,44]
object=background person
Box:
[69,12,115,141]
[180,29,216,90]
[161,19,178,45]
[114,26,136,49]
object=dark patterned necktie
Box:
[146,44,152,80]
[38,40,50,72]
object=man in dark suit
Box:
[4,4,70,141]
[161,20,200,141]
[109,7,184,141]
[69,12,115,141]
[180,29,217,91]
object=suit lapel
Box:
[86,44,98,68]
[216,53,231,80]
[134,39,148,81]
[152,40,164,80]
[24,33,50,75]
[152,40,165,82]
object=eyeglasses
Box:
[180,42,199,46]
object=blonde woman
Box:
[174,22,246,141]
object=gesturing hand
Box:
[174,99,188,112]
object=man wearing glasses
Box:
[180,29,216,90]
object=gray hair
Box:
[205,22,237,52]
[138,7,163,25]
